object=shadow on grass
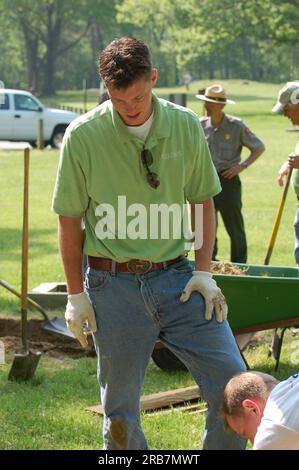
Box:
[0,354,192,396]
[0,356,97,391]
[0,227,58,261]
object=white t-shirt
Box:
[126,111,154,142]
[254,373,299,450]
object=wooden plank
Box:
[147,405,207,417]
[86,404,104,415]
[180,403,206,413]
[140,385,199,411]
[86,385,200,415]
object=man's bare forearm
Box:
[58,215,84,295]
[242,145,265,167]
[191,198,215,272]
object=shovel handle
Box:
[21,148,30,350]
[264,167,293,265]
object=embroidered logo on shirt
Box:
[161,151,182,160]
[225,133,231,140]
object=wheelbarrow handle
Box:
[264,167,293,265]
[0,278,49,322]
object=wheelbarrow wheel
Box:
[151,346,187,371]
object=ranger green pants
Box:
[213,174,247,263]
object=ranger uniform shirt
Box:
[52,94,221,262]
[200,114,264,172]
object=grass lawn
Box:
[0,80,299,449]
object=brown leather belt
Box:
[88,255,185,275]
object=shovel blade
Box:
[8,350,42,381]
[42,317,74,338]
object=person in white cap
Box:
[274,81,299,265]
[197,85,265,263]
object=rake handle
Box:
[264,167,293,265]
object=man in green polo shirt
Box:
[52,37,246,450]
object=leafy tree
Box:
[1,0,299,94]
[3,0,99,95]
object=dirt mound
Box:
[0,317,96,359]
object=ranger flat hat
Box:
[196,84,235,105]
[272,81,299,113]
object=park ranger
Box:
[197,85,265,263]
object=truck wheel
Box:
[50,125,67,149]
[151,346,187,371]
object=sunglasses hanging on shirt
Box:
[141,148,160,189]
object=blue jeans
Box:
[85,257,246,450]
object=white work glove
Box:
[65,292,97,347]
[180,271,228,323]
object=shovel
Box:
[0,278,74,338]
[8,148,42,381]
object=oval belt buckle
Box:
[127,259,152,274]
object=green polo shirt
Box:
[52,94,221,262]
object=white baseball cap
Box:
[272,81,299,113]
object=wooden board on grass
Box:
[86,385,200,415]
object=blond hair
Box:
[221,371,279,430]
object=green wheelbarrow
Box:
[152,263,299,372]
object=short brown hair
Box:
[221,371,279,430]
[99,37,152,89]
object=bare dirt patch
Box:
[0,317,96,359]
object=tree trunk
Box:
[242,36,257,81]
[41,5,63,96]
[20,20,39,92]
[90,22,105,88]
[208,63,215,80]
[42,48,56,96]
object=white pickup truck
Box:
[0,89,79,148]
